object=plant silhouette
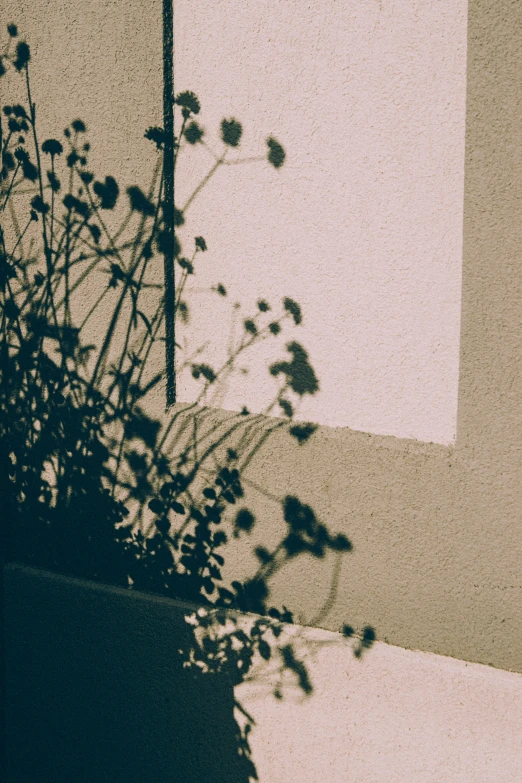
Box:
[0,25,375,782]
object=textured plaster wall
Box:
[3,0,522,674]
[5,566,522,782]
[186,0,522,674]
[174,0,467,445]
[4,0,467,445]
[239,627,522,783]
[1,0,162,188]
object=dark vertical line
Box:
[163,0,176,407]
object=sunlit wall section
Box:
[175,0,468,444]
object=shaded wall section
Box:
[1,0,163,189]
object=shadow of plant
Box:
[0,25,375,781]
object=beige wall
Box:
[6,566,522,782]
[2,0,163,192]
[5,0,467,444]
[4,0,522,673]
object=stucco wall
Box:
[5,566,522,782]
[174,0,467,445]
[3,0,467,444]
[3,0,522,673]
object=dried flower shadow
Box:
[0,25,375,782]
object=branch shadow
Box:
[1,24,374,782]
